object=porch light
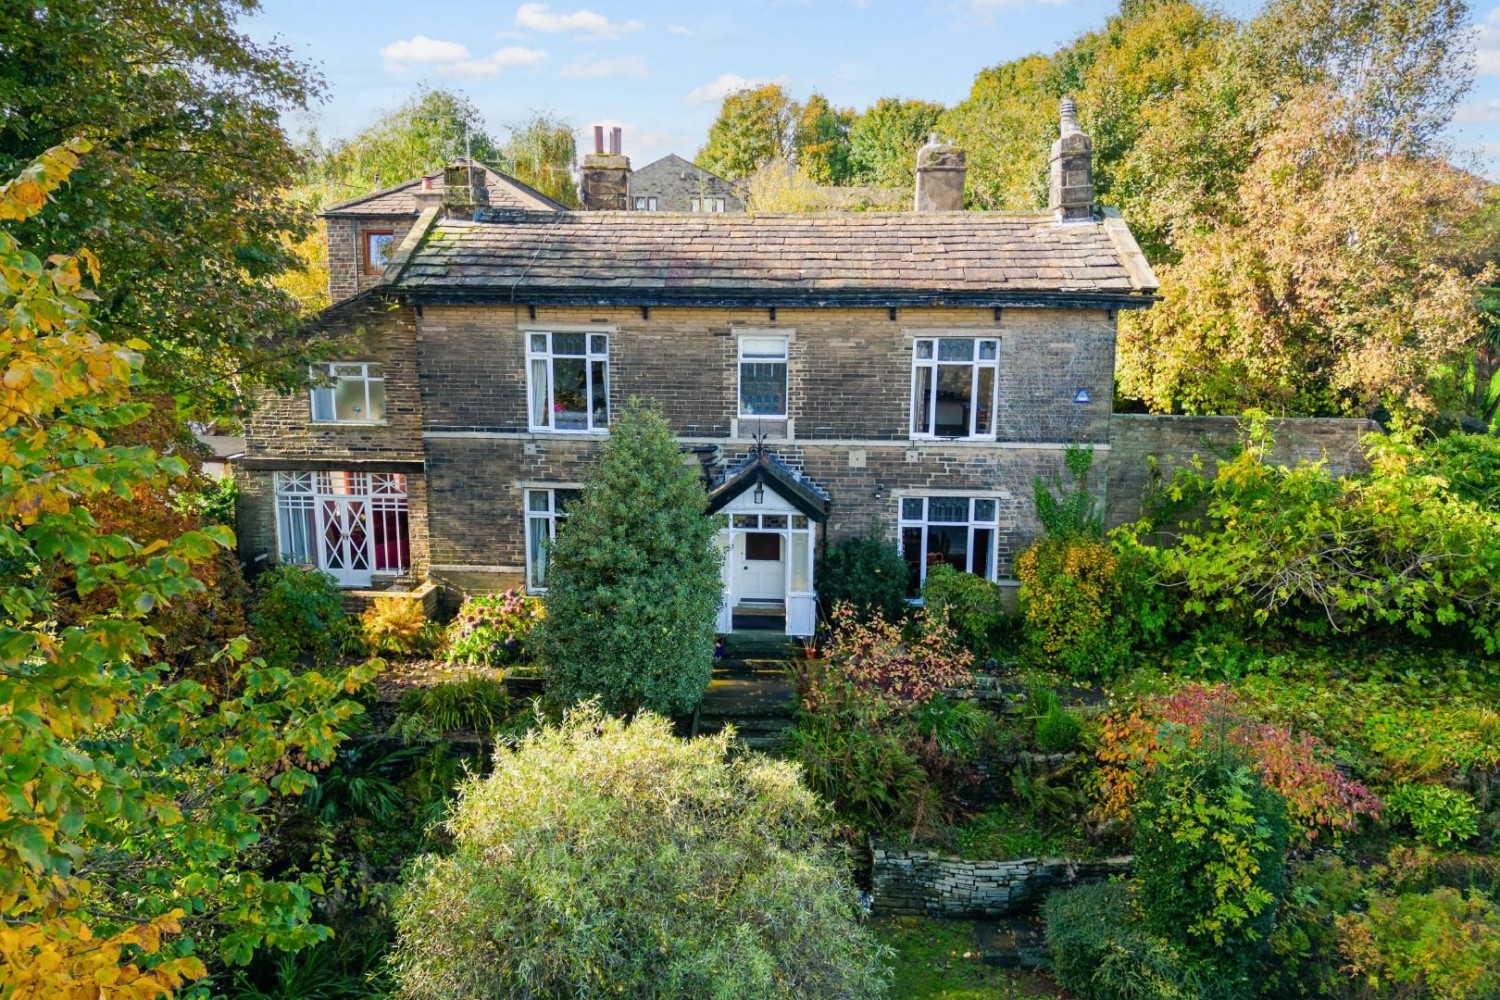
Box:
[873,484,885,500]
[753,482,765,505]
[1073,387,1092,405]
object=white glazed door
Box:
[736,533,786,602]
[318,497,373,587]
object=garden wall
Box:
[871,845,1130,917]
[1105,414,1378,528]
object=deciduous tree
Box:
[0,142,378,998]
[0,0,323,419]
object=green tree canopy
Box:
[847,97,946,190]
[697,84,802,181]
[0,0,322,419]
[796,93,856,185]
[535,398,722,716]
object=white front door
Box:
[318,497,373,587]
[736,532,786,603]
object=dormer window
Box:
[310,363,386,423]
[363,230,395,274]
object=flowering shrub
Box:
[445,589,544,666]
[1095,683,1380,842]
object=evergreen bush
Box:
[534,398,722,716]
[391,707,892,998]
[816,535,910,622]
[249,565,349,666]
[1044,882,1212,1000]
[921,563,1009,658]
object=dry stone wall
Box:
[872,845,1130,917]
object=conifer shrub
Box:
[391,707,892,998]
[816,535,910,622]
[534,398,722,716]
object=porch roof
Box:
[707,451,829,523]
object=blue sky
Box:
[247,0,1500,178]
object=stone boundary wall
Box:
[872,845,1131,917]
[1105,414,1378,528]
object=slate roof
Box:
[322,162,566,217]
[390,208,1158,306]
[707,451,830,521]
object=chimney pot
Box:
[610,127,623,155]
[1049,96,1094,223]
[593,125,604,155]
[914,137,966,212]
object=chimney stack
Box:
[441,162,489,217]
[913,134,966,212]
[581,124,630,210]
[1049,97,1094,223]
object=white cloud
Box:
[1476,7,1500,75]
[685,72,789,107]
[668,24,693,35]
[1457,98,1500,123]
[561,55,649,79]
[381,35,548,78]
[515,3,644,38]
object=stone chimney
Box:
[913,134,966,212]
[581,125,630,210]
[440,162,489,217]
[1049,97,1094,223]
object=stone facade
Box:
[627,154,744,213]
[239,300,1117,597]
[1105,414,1378,527]
[324,216,420,302]
[872,844,1132,917]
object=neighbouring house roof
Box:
[388,207,1159,307]
[707,451,830,522]
[197,434,245,460]
[631,153,739,187]
[321,161,567,217]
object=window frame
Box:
[909,336,1000,440]
[524,329,612,433]
[897,494,1001,592]
[363,229,396,275]
[737,334,789,419]
[309,362,386,425]
[633,196,659,211]
[272,471,410,578]
[691,196,726,213]
[524,487,581,593]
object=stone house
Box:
[577,127,744,213]
[237,99,1159,636]
[627,154,744,213]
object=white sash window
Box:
[527,332,610,432]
